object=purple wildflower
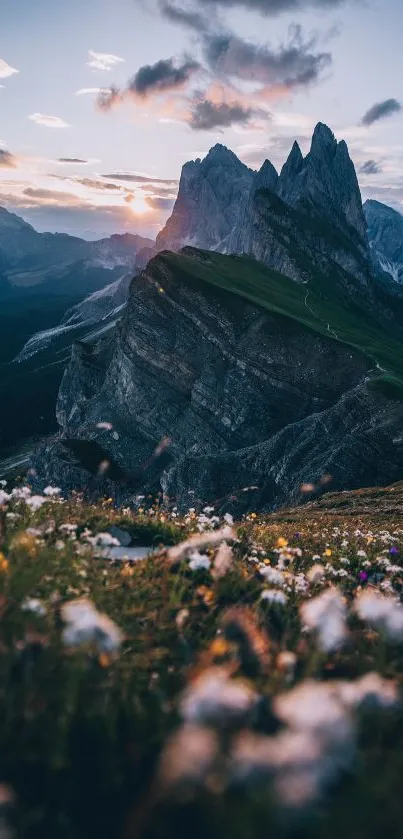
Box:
[359,572,368,583]
[390,546,399,556]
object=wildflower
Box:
[0,553,9,573]
[224,513,234,526]
[180,667,258,726]
[25,495,47,511]
[157,724,219,792]
[189,552,211,572]
[324,549,332,558]
[259,566,285,587]
[390,546,399,556]
[261,590,288,606]
[176,609,190,630]
[96,422,113,431]
[167,527,235,564]
[61,598,124,653]
[0,490,11,505]
[354,591,403,639]
[359,572,368,582]
[43,486,61,497]
[277,537,288,549]
[277,651,297,678]
[22,598,46,616]
[212,543,233,580]
[307,564,325,585]
[300,588,347,652]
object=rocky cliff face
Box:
[33,249,403,512]
[365,199,403,284]
[277,123,367,241]
[156,144,253,252]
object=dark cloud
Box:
[58,157,89,164]
[189,99,260,130]
[97,85,122,111]
[75,178,122,191]
[128,57,200,97]
[361,98,401,127]
[159,1,209,30]
[203,25,331,88]
[0,149,17,168]
[145,195,176,210]
[359,160,382,175]
[192,0,348,13]
[22,187,85,205]
[101,172,178,185]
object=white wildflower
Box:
[25,496,47,511]
[43,486,61,497]
[0,490,11,505]
[354,591,403,639]
[300,588,347,652]
[189,552,211,572]
[224,513,234,526]
[181,667,258,726]
[261,590,288,605]
[167,527,235,564]
[259,566,285,587]
[212,543,233,580]
[61,598,124,653]
[22,598,46,617]
[307,564,325,585]
[158,724,218,791]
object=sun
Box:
[128,192,151,215]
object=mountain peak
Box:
[255,159,278,191]
[204,143,246,168]
[311,122,336,148]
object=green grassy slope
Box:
[162,250,403,398]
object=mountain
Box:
[28,123,403,508]
[0,207,153,298]
[32,247,403,511]
[0,273,132,453]
[277,123,367,241]
[0,206,154,454]
[365,199,403,284]
[156,144,253,252]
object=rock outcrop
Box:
[156,144,253,252]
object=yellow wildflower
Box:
[0,553,9,573]
[277,537,288,549]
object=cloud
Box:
[189,98,260,130]
[203,25,331,88]
[159,1,210,30]
[22,187,86,205]
[145,196,176,210]
[359,160,382,175]
[97,85,122,111]
[75,87,103,96]
[128,57,201,98]
[58,157,89,164]
[0,58,19,78]
[190,0,349,13]
[101,172,178,185]
[0,149,17,168]
[29,113,70,128]
[87,50,125,71]
[361,99,401,127]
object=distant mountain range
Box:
[30,123,403,511]
[0,211,153,452]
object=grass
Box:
[2,486,403,838]
[161,250,403,398]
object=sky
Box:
[0,0,402,240]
